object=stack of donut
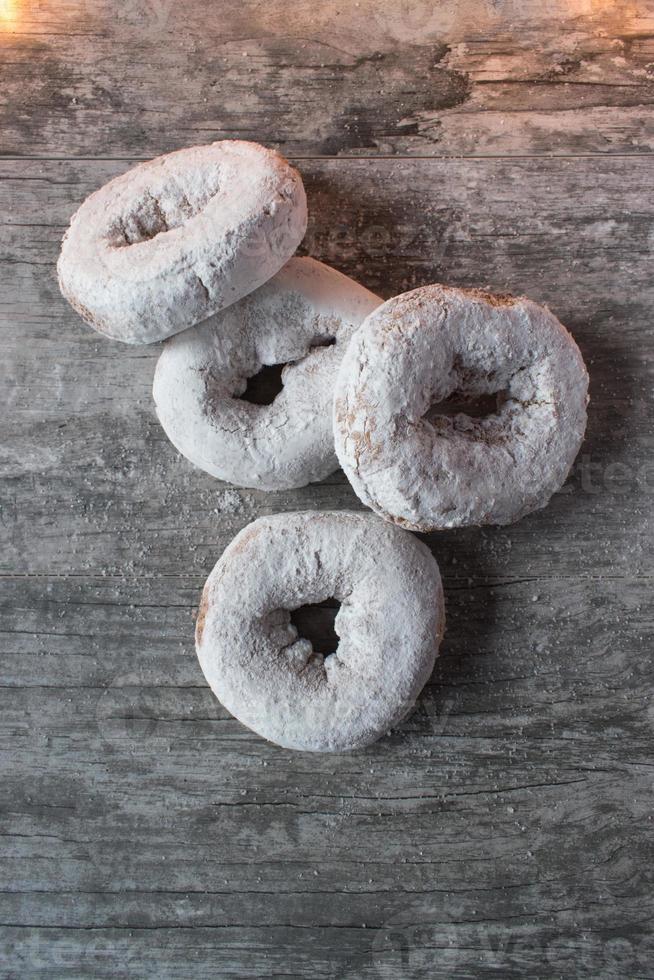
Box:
[58,140,588,753]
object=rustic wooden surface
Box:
[1,1,654,977]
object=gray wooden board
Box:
[1,2,654,978]
[1,0,654,158]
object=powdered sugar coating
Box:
[57,140,307,345]
[153,257,380,490]
[334,284,589,531]
[196,511,445,752]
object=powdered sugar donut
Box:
[153,257,380,490]
[196,511,445,752]
[334,285,588,531]
[57,141,307,345]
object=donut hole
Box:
[289,599,341,658]
[424,388,509,423]
[238,363,286,406]
[237,338,335,406]
[108,169,223,248]
[309,334,336,349]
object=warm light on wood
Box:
[0,0,19,29]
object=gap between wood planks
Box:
[1,153,654,163]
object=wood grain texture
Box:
[1,0,654,158]
[2,152,653,977]
[1,3,654,977]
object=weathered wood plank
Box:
[1,569,652,975]
[1,572,652,751]
[0,914,648,980]
[1,0,654,158]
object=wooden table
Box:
[1,2,653,976]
